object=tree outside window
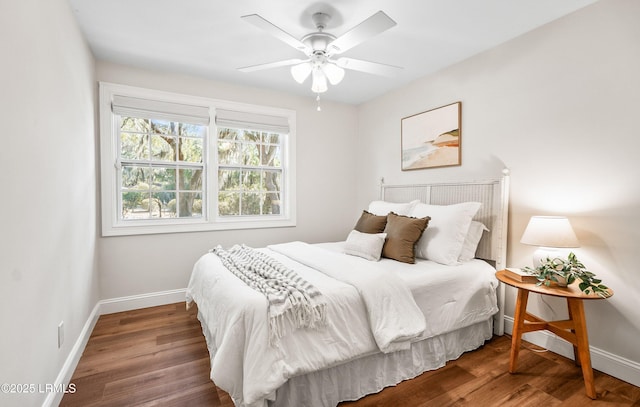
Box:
[119,117,206,220]
[217,128,283,217]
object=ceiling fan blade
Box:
[241,14,310,54]
[336,57,402,77]
[327,11,397,55]
[238,58,306,73]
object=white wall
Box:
[95,62,359,299]
[0,0,98,406]
[357,0,640,369]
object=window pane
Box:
[218,141,241,165]
[179,137,203,163]
[180,123,206,138]
[218,192,239,215]
[215,126,285,218]
[150,119,175,135]
[120,121,205,223]
[243,130,260,142]
[122,191,150,219]
[263,192,281,215]
[151,192,176,218]
[262,170,281,192]
[151,135,176,161]
[262,132,281,144]
[179,192,203,218]
[178,168,202,190]
[121,133,149,160]
[122,166,150,190]
[121,117,149,132]
[152,168,176,191]
[243,170,261,190]
[262,145,281,167]
[218,169,240,191]
[241,192,262,215]
[218,128,241,140]
[243,143,260,166]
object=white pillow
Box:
[344,230,387,261]
[458,221,489,262]
[410,202,482,265]
[367,199,419,216]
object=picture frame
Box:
[401,101,461,170]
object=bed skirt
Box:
[271,319,493,406]
[196,304,492,407]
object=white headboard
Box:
[380,171,510,269]
[380,170,510,334]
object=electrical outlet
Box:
[58,321,64,348]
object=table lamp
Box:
[520,216,579,266]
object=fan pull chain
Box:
[316,94,322,112]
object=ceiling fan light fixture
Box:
[290,62,312,83]
[240,10,401,98]
[322,62,345,85]
[311,68,328,93]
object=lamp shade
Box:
[520,216,579,248]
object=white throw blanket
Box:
[269,242,426,353]
[211,244,326,344]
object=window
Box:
[118,115,207,221]
[214,109,290,221]
[217,128,283,217]
[99,83,296,236]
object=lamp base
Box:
[531,247,571,267]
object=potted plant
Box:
[523,252,611,298]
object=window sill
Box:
[101,217,296,237]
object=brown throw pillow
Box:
[382,212,430,264]
[354,210,387,234]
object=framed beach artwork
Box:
[401,102,461,170]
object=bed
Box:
[186,172,510,407]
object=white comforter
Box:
[186,242,497,407]
[270,242,426,353]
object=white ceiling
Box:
[68,0,597,105]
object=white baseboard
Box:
[98,288,187,315]
[42,302,100,407]
[503,316,640,388]
[42,289,187,407]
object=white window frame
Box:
[99,82,296,236]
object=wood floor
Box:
[60,303,640,407]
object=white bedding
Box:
[269,241,426,353]
[186,241,498,407]
[317,241,499,338]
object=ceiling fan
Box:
[238,10,402,95]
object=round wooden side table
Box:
[495,269,613,399]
